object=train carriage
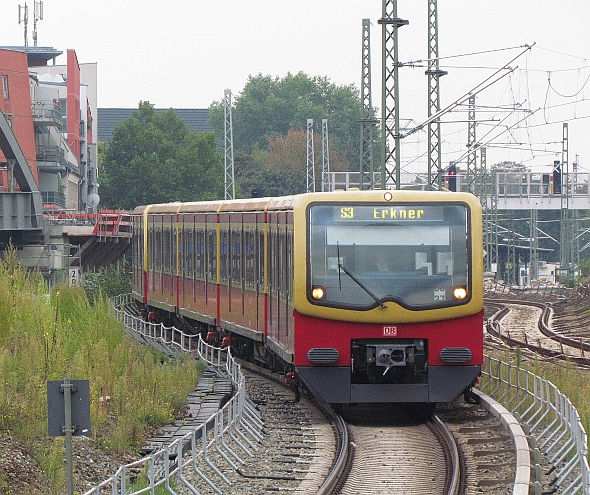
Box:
[132,189,483,405]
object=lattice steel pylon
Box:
[425,0,446,190]
[505,211,517,285]
[379,0,408,190]
[223,89,235,200]
[359,19,378,190]
[321,119,330,192]
[529,209,539,281]
[306,119,315,193]
[466,95,477,194]
[559,122,574,279]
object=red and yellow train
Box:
[132,190,483,404]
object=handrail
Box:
[84,294,263,495]
[481,355,590,494]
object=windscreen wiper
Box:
[338,259,387,309]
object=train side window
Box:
[245,230,255,288]
[155,228,162,272]
[196,228,205,279]
[257,229,265,291]
[231,228,242,285]
[268,229,278,293]
[185,227,193,277]
[220,229,228,283]
[207,228,217,281]
[278,229,286,299]
[176,226,183,276]
[148,226,154,270]
[163,227,171,273]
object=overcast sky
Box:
[2,0,590,173]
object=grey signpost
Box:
[47,378,91,495]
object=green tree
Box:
[82,259,132,302]
[100,102,224,209]
[209,72,365,165]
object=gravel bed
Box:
[174,371,337,494]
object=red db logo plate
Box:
[383,326,397,336]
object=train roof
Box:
[131,190,481,216]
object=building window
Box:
[2,75,8,99]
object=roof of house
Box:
[97,108,212,142]
[0,46,63,66]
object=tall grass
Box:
[0,246,204,490]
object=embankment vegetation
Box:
[0,246,203,491]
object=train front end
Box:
[292,190,483,404]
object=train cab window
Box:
[308,203,470,310]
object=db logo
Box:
[383,326,397,336]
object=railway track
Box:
[485,294,590,366]
[147,353,527,495]
[332,406,458,495]
[101,297,532,495]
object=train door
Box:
[219,214,230,323]
[153,216,163,298]
[285,212,294,351]
[162,216,174,307]
[205,214,218,310]
[182,217,194,310]
[132,213,143,299]
[229,213,245,326]
[195,220,206,313]
[257,212,267,335]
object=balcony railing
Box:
[31,101,64,130]
[36,146,66,170]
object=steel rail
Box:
[314,412,348,495]
[431,415,461,495]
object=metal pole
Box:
[62,377,74,495]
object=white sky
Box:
[2,0,590,173]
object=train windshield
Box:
[308,202,471,310]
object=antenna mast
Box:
[32,1,43,47]
[18,3,29,46]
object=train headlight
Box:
[311,286,326,300]
[452,286,468,300]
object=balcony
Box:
[36,146,66,171]
[42,191,66,208]
[32,101,64,131]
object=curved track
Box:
[485,294,590,366]
[330,406,458,495]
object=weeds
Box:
[0,247,203,489]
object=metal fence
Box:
[480,355,590,495]
[83,294,264,494]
